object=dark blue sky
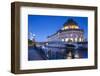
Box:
[28,15,88,42]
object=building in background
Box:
[47,19,84,43]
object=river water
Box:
[28,46,88,60]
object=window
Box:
[65,38,68,42]
[62,39,65,41]
[75,38,77,42]
[79,38,82,42]
[70,38,73,42]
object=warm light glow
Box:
[71,26,74,29]
[62,25,79,30]
[64,26,69,29]
[46,43,48,45]
[62,26,69,30]
[75,38,77,42]
[70,25,79,29]
[70,38,73,42]
[79,38,82,42]
[65,38,69,42]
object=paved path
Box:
[28,46,44,60]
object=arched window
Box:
[75,38,77,42]
[65,38,69,42]
[79,38,82,42]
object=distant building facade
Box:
[47,19,84,43]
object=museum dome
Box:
[61,19,79,30]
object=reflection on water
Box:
[28,44,88,60]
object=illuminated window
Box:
[69,25,79,29]
[62,26,69,30]
[70,38,73,42]
[71,25,74,29]
[62,25,79,30]
[64,26,68,30]
[62,39,65,41]
[65,38,68,42]
[75,38,77,42]
[79,38,82,42]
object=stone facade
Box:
[47,19,84,43]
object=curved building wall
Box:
[47,30,84,43]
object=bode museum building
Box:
[47,19,84,43]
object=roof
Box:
[63,19,78,26]
[47,29,84,38]
[47,19,83,38]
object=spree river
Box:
[28,46,88,61]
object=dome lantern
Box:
[62,19,79,30]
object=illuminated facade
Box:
[47,19,84,42]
